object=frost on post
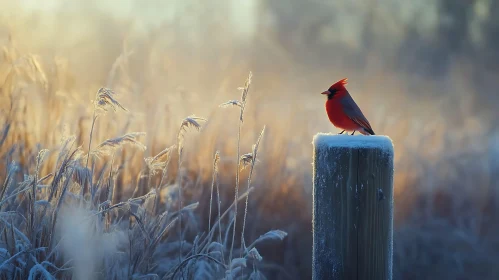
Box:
[312,133,394,280]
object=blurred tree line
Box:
[261,0,498,73]
[258,0,498,113]
[8,0,497,117]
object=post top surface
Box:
[313,133,394,154]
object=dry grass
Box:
[0,2,498,279]
[0,58,289,278]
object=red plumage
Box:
[321,78,375,135]
[329,78,349,91]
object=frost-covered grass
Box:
[0,60,287,279]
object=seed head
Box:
[94,88,127,113]
[145,145,176,175]
[219,100,243,109]
[92,132,146,158]
[240,153,253,170]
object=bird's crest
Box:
[329,78,348,91]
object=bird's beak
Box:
[321,90,329,95]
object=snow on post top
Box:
[313,133,394,154]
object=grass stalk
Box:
[85,111,97,170]
[240,126,265,257]
[208,151,220,233]
[229,71,252,264]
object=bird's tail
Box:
[360,127,375,135]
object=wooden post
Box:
[312,134,394,280]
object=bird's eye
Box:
[328,89,337,95]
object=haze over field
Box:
[0,1,498,279]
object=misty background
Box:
[0,0,498,279]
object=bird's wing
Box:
[340,93,374,131]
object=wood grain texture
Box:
[313,138,394,280]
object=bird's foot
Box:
[338,130,345,135]
[351,131,356,135]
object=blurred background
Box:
[0,0,498,279]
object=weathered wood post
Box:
[312,134,394,280]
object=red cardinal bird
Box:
[321,78,375,135]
